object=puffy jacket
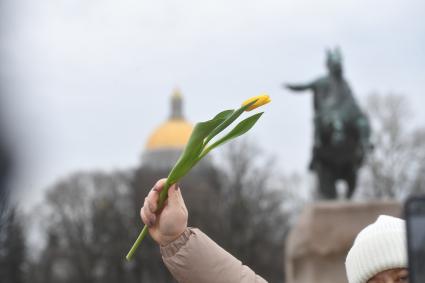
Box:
[161,228,267,283]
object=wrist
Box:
[160,228,192,258]
[159,228,187,246]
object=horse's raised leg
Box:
[316,164,337,199]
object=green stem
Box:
[125,224,149,260]
[125,180,171,261]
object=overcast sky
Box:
[1,0,424,206]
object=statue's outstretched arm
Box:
[283,82,314,92]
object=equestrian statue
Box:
[285,47,372,199]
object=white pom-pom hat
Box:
[345,215,407,283]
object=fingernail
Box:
[175,183,179,191]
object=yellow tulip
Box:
[242,94,271,111]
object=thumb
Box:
[167,183,181,207]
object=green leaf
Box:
[213,109,235,121]
[166,109,234,183]
[203,100,259,146]
[200,112,264,158]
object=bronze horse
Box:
[285,48,372,199]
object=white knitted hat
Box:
[345,215,407,283]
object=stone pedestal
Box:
[285,201,402,283]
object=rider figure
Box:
[285,48,370,169]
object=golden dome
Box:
[146,119,192,150]
[145,89,193,150]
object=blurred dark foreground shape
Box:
[0,112,13,222]
[0,95,20,283]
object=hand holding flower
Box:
[140,179,188,246]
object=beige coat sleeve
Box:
[160,228,267,283]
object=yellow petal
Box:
[242,94,271,111]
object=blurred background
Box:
[0,0,424,282]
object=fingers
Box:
[152,178,167,194]
[141,197,156,227]
[140,179,166,227]
[146,179,166,213]
[140,179,187,227]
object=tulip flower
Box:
[242,94,271,111]
[125,94,271,260]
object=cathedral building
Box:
[141,89,193,170]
